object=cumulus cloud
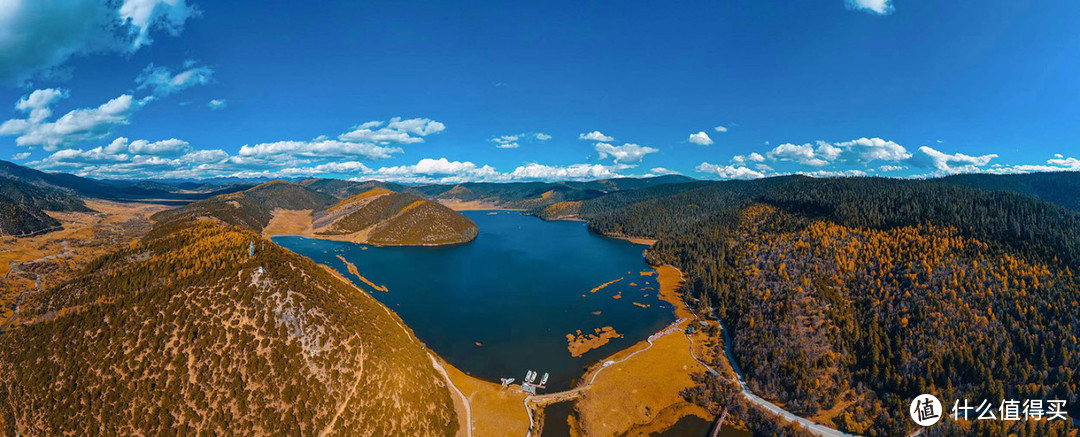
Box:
[763,137,912,168]
[10,152,31,161]
[714,126,728,133]
[136,62,213,96]
[535,133,552,141]
[846,0,894,15]
[731,153,766,165]
[238,140,403,161]
[695,162,765,180]
[579,131,614,142]
[909,146,997,174]
[15,89,69,123]
[688,131,713,146]
[0,90,151,151]
[106,137,192,156]
[834,137,911,163]
[207,99,227,110]
[509,163,621,181]
[338,117,445,144]
[767,142,831,167]
[595,143,659,164]
[0,0,198,85]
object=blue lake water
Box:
[273,211,675,391]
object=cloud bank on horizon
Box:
[1,0,1078,183]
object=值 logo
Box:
[910,394,942,426]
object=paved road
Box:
[524,319,685,436]
[689,311,856,437]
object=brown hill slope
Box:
[0,217,458,436]
[312,189,477,246]
[151,181,333,232]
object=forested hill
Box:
[537,173,1080,436]
[936,171,1080,212]
[0,177,91,236]
[0,212,460,435]
[313,189,478,245]
[151,181,334,232]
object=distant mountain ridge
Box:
[153,181,478,246]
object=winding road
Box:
[685,308,855,437]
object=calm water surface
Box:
[273,211,675,391]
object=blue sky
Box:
[1,0,1078,182]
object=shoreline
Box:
[298,213,704,436]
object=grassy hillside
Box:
[151,181,333,232]
[0,216,459,436]
[545,174,1080,436]
[314,189,478,245]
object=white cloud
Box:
[0,0,198,85]
[695,162,765,180]
[491,132,551,149]
[595,142,658,164]
[338,117,445,144]
[106,137,192,156]
[119,0,199,48]
[238,140,403,161]
[136,62,213,96]
[646,167,681,176]
[731,153,766,165]
[207,99,227,110]
[509,163,620,181]
[0,91,151,151]
[909,146,997,174]
[15,89,69,123]
[834,137,911,163]
[763,137,911,168]
[688,131,713,146]
[10,152,31,160]
[846,0,894,15]
[797,169,869,178]
[714,126,728,133]
[766,142,830,167]
[878,165,905,172]
[491,135,520,149]
[579,131,614,142]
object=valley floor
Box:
[0,199,167,330]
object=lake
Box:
[273,211,676,391]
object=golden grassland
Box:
[439,357,531,437]
[260,208,314,236]
[438,199,516,211]
[334,255,389,292]
[0,200,166,325]
[566,264,721,436]
[588,277,623,293]
[601,232,658,246]
[566,326,623,358]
